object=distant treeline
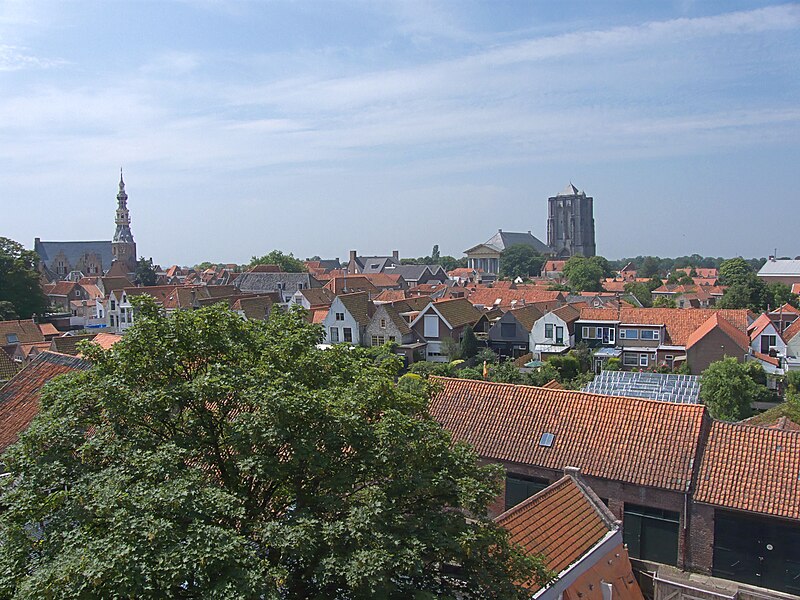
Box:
[607,255,773,278]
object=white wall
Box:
[321,297,362,345]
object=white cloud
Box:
[0,44,64,71]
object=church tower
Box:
[111,170,137,272]
[547,183,596,258]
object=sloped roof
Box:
[373,289,408,303]
[480,230,551,255]
[299,287,335,307]
[232,296,273,320]
[757,259,800,276]
[0,351,19,382]
[324,276,379,296]
[695,421,800,520]
[748,313,778,341]
[429,377,706,492]
[508,305,544,332]
[495,475,614,591]
[579,308,751,346]
[467,287,563,310]
[235,272,321,293]
[426,298,483,329]
[337,292,374,327]
[34,240,113,271]
[384,264,446,282]
[552,303,581,324]
[783,317,800,343]
[685,313,750,351]
[100,276,133,293]
[90,333,123,350]
[50,334,97,356]
[556,183,581,197]
[373,304,411,336]
[0,351,90,453]
[0,320,45,344]
[46,281,77,296]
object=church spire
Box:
[113,169,134,244]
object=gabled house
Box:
[234,271,322,303]
[748,313,787,357]
[289,287,335,311]
[684,313,751,375]
[496,468,644,600]
[321,292,374,346]
[383,264,447,287]
[323,276,380,297]
[784,318,800,370]
[410,298,486,362]
[530,304,580,359]
[488,305,544,358]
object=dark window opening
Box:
[623,503,679,566]
[505,474,549,511]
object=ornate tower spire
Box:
[112,169,137,271]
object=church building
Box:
[35,172,138,282]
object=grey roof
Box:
[317,259,341,271]
[583,370,702,404]
[757,259,800,277]
[384,264,446,282]
[556,183,583,197]
[234,272,322,293]
[34,239,113,271]
[356,256,399,274]
[481,231,551,255]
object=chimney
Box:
[498,228,502,233]
[349,250,357,274]
[527,230,531,235]
[392,250,399,261]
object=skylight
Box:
[539,432,555,448]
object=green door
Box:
[623,504,680,565]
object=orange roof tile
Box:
[0,320,46,344]
[685,313,750,351]
[695,421,800,520]
[38,323,59,338]
[373,289,408,303]
[748,313,778,341]
[90,333,123,350]
[579,308,750,346]
[0,352,90,452]
[467,287,562,310]
[430,377,705,492]
[495,475,612,591]
[783,317,800,343]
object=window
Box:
[555,326,564,345]
[335,312,345,321]
[505,474,550,511]
[640,329,659,340]
[545,324,554,339]
[329,327,339,343]
[621,328,638,340]
[423,315,440,338]
[761,334,777,354]
[110,299,116,311]
[501,322,516,338]
[388,336,396,342]
[380,318,386,328]
[276,282,285,290]
[297,283,304,290]
[639,354,649,367]
[582,326,590,339]
[343,328,353,343]
[538,432,555,447]
[664,354,674,368]
[371,335,385,346]
[5,333,18,344]
[623,353,639,366]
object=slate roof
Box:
[0,351,91,453]
[384,264,446,282]
[556,183,582,196]
[694,421,800,520]
[495,475,614,591]
[0,320,46,344]
[34,239,113,272]
[474,230,551,255]
[234,272,321,294]
[429,377,706,492]
[578,308,751,346]
[354,256,398,274]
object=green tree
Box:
[134,256,158,286]
[624,282,653,308]
[431,244,440,263]
[700,357,757,421]
[562,256,603,292]
[767,282,799,308]
[588,256,614,279]
[0,300,549,598]
[652,296,677,308]
[547,353,581,382]
[249,250,307,273]
[489,361,523,384]
[499,245,544,279]
[461,325,479,359]
[0,237,48,319]
[638,256,660,278]
[718,257,752,286]
[439,256,466,272]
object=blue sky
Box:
[1,1,799,265]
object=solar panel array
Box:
[582,370,702,404]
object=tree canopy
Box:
[0,237,48,320]
[250,250,307,273]
[700,357,758,421]
[134,256,159,286]
[0,299,548,598]
[499,244,544,279]
[562,256,604,292]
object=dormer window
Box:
[5,333,19,344]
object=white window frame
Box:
[329,327,339,343]
[335,312,345,321]
[623,353,639,367]
[639,354,649,367]
[343,328,353,343]
[423,314,440,338]
[545,324,554,339]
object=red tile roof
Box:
[495,475,613,591]
[0,320,46,344]
[467,287,563,310]
[783,317,800,343]
[90,333,123,351]
[695,421,800,520]
[429,377,705,492]
[0,351,90,453]
[579,308,751,346]
[685,313,750,351]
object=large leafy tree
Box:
[134,256,159,286]
[0,300,548,598]
[700,357,757,421]
[249,250,307,273]
[499,244,544,279]
[562,256,604,292]
[0,237,48,319]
